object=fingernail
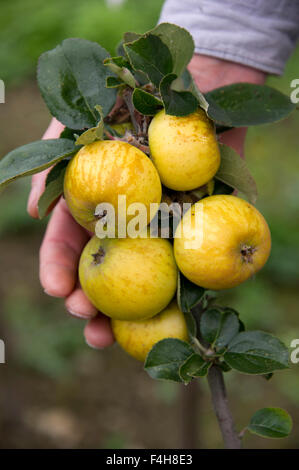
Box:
[44,289,56,297]
[85,339,103,350]
[67,308,89,319]
[27,188,38,217]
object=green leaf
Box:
[179,353,211,383]
[132,88,162,115]
[144,338,193,382]
[212,179,234,196]
[215,309,242,349]
[160,73,199,116]
[44,158,69,186]
[200,308,240,348]
[215,125,233,134]
[177,272,205,313]
[38,159,69,218]
[216,144,258,203]
[120,35,148,86]
[37,38,116,129]
[200,308,223,345]
[123,32,142,44]
[105,56,131,69]
[0,139,76,189]
[217,360,232,373]
[75,105,104,145]
[201,290,218,309]
[248,408,292,438]
[205,83,296,127]
[124,34,173,88]
[103,56,136,88]
[59,127,80,141]
[224,331,289,375]
[116,40,126,57]
[183,311,197,340]
[149,23,194,77]
[190,181,214,201]
[106,76,123,88]
[176,68,209,111]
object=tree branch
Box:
[207,365,242,449]
[122,88,139,133]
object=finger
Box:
[27,118,65,218]
[40,199,89,297]
[42,117,65,140]
[219,127,247,157]
[84,314,115,349]
[65,285,98,319]
[27,168,52,218]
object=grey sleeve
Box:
[159,0,299,75]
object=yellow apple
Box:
[111,301,188,361]
[79,234,178,321]
[148,109,220,191]
[174,195,271,290]
[64,140,161,232]
[111,122,133,135]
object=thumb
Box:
[219,127,247,158]
[27,169,52,218]
[27,118,65,218]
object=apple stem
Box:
[122,88,140,133]
[105,94,130,124]
[104,129,150,154]
[125,134,150,154]
[207,365,242,449]
[122,88,151,141]
[104,130,117,140]
[192,337,208,355]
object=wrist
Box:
[188,54,266,93]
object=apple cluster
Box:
[63,108,271,361]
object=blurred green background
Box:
[0,0,298,449]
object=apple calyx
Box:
[92,247,105,265]
[240,244,257,264]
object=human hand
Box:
[27,118,114,349]
[188,54,266,156]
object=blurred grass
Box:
[0,179,45,236]
[0,0,298,449]
[0,0,164,86]
[3,286,86,378]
